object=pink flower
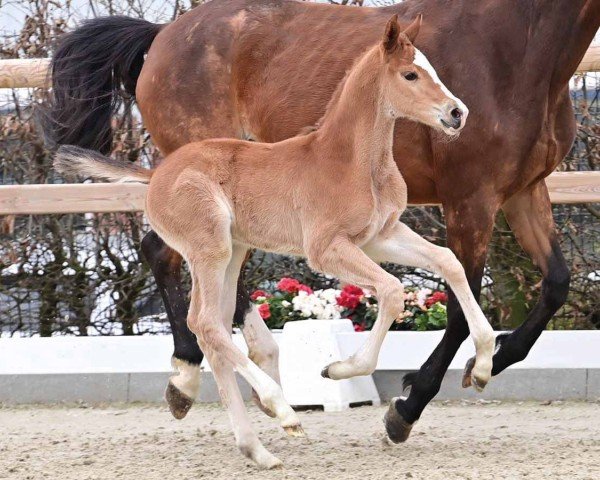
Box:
[353,323,366,332]
[250,290,270,301]
[257,303,271,320]
[277,277,302,293]
[298,284,313,295]
[425,291,448,308]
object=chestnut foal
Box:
[55,16,494,468]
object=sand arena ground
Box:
[0,400,598,480]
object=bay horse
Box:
[54,16,495,467]
[47,0,600,443]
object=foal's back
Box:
[147,125,387,256]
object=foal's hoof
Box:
[252,389,276,418]
[165,381,194,420]
[384,398,415,443]
[462,357,488,392]
[283,424,306,438]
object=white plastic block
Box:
[279,319,380,412]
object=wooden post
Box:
[576,44,600,73]
[0,58,51,89]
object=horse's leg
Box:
[305,237,405,380]
[364,222,495,390]
[478,181,569,376]
[240,305,281,418]
[231,263,280,417]
[205,346,283,469]
[185,251,282,469]
[383,203,497,443]
[187,249,303,439]
[140,230,202,419]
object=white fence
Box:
[1,328,598,404]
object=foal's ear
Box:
[402,14,422,43]
[382,14,401,54]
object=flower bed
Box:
[251,277,448,332]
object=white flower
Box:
[281,300,291,307]
[415,288,432,309]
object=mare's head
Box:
[379,15,468,136]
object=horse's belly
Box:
[231,213,305,256]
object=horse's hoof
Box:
[321,365,331,379]
[384,398,415,443]
[470,374,487,392]
[165,381,194,420]
[283,424,306,438]
[462,357,476,388]
[252,389,276,418]
[462,357,489,392]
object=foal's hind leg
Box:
[239,307,281,417]
[187,249,303,434]
[186,257,282,469]
[141,230,202,419]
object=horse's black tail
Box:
[45,16,162,154]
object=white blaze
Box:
[414,48,469,118]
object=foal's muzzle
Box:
[440,102,468,132]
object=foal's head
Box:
[379,15,468,136]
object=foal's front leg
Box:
[364,222,495,390]
[306,237,406,380]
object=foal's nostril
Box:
[448,107,463,129]
[451,108,462,120]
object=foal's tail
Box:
[54,145,153,184]
[43,16,162,154]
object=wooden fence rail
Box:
[0,45,599,89]
[0,172,598,216]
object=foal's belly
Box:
[231,213,306,256]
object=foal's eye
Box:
[402,72,418,81]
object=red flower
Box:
[342,285,364,297]
[425,291,448,308]
[250,290,270,301]
[257,303,271,320]
[277,277,302,293]
[353,323,366,332]
[298,284,313,295]
[337,291,361,310]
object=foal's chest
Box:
[354,164,407,244]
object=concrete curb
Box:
[1,369,598,404]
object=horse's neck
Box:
[317,57,396,171]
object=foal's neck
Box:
[317,48,396,167]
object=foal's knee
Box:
[438,248,465,280]
[379,278,405,319]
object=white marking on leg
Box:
[170,357,201,399]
